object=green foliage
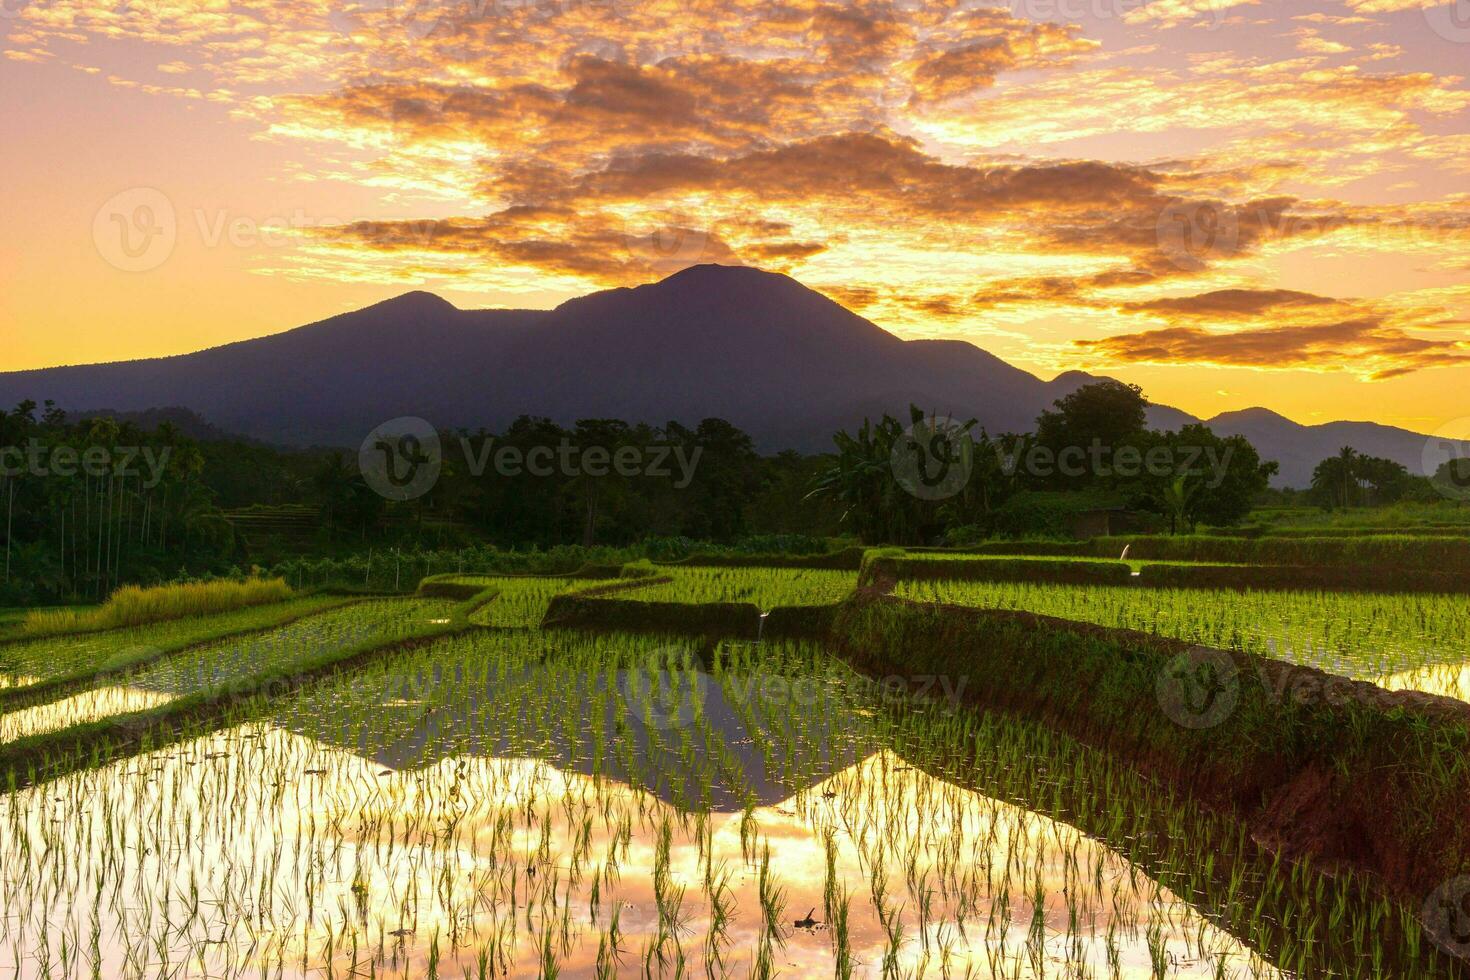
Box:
[809,406,974,545]
[1034,379,1148,467]
[619,558,659,578]
[0,400,237,606]
[1311,447,1414,509]
[439,416,840,551]
[1,402,852,603]
[977,489,1128,540]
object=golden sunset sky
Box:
[2,0,1467,429]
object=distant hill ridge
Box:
[0,264,1443,487]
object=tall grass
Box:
[22,578,294,637]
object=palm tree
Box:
[1336,446,1358,509]
[1310,448,1361,510]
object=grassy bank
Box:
[22,578,295,637]
[654,545,868,570]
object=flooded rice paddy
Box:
[0,597,345,692]
[0,599,457,744]
[0,586,1458,977]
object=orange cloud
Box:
[1079,317,1470,379]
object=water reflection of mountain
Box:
[273,662,881,812]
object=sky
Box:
[1,0,1468,432]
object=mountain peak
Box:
[652,263,809,299]
[547,263,877,349]
[662,262,774,282]
[1210,406,1296,426]
[1047,370,1100,388]
[367,290,458,315]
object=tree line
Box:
[810,381,1280,544]
[0,401,230,604]
[2,386,1452,604]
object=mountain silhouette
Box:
[0,265,1441,486]
[1205,408,1445,487]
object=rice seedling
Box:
[894,577,1470,700]
[0,624,1442,978]
[437,576,627,627]
[0,594,345,692]
[0,598,456,743]
[620,567,858,610]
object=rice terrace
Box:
[7,0,1470,975]
[2,508,1470,977]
